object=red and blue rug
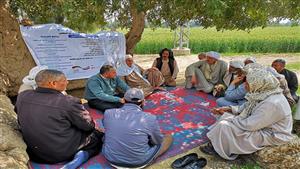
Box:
[29,87,217,169]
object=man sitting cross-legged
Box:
[85,65,130,112]
[15,69,104,169]
[185,51,228,93]
[200,63,293,160]
[102,88,173,168]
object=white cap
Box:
[125,54,133,60]
[229,60,244,69]
[124,88,145,102]
[206,51,220,60]
[22,65,48,84]
[244,57,256,63]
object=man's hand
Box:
[211,107,232,115]
[191,75,197,85]
[95,126,105,133]
[231,75,245,85]
[120,98,125,104]
[81,110,92,122]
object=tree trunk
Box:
[0,1,36,96]
[125,2,145,54]
[0,1,88,97]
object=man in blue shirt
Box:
[85,65,130,112]
[216,73,247,107]
[102,88,173,168]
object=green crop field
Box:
[133,26,300,54]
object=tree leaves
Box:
[9,0,300,32]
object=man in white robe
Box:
[185,51,228,93]
[200,63,294,160]
[117,54,164,96]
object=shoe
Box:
[171,153,198,169]
[183,158,207,169]
[199,143,218,156]
[60,150,89,169]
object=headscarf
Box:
[117,55,150,85]
[239,63,282,118]
[266,66,284,78]
[22,65,48,89]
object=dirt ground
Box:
[133,53,300,169]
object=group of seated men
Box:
[15,49,298,168]
[185,52,298,107]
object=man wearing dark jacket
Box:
[16,69,103,168]
[272,59,299,102]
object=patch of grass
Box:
[286,62,300,72]
[134,26,300,54]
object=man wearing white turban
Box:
[222,60,245,87]
[200,63,293,160]
[216,60,247,107]
[117,54,164,96]
[185,51,228,93]
[244,57,256,65]
[18,65,48,93]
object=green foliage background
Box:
[10,0,300,32]
[132,26,300,54]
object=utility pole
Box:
[172,23,191,56]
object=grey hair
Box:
[35,69,65,86]
[100,65,115,75]
[272,59,286,66]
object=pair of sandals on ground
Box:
[171,142,216,169]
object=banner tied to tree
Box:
[20,24,126,80]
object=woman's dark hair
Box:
[159,48,174,60]
[155,48,175,75]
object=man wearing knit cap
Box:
[185,51,228,93]
[102,88,173,168]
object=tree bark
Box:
[0,1,36,96]
[0,2,96,97]
[125,2,145,54]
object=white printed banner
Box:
[20,24,126,80]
